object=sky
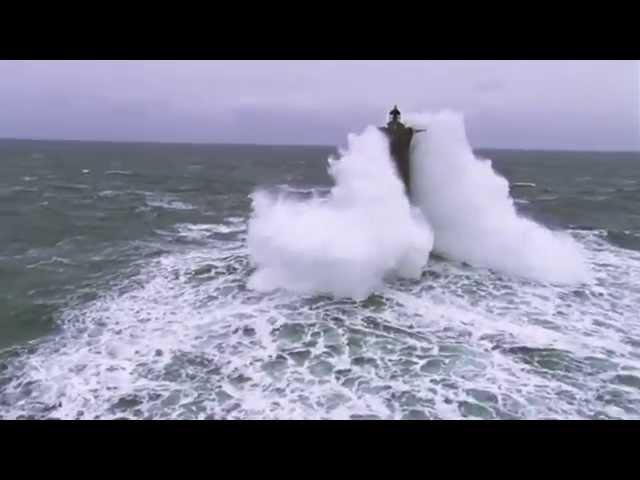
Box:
[0,60,638,151]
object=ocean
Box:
[1,133,639,420]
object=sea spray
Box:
[407,110,590,284]
[247,126,434,299]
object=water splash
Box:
[407,110,590,284]
[247,126,433,300]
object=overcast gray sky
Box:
[0,60,638,150]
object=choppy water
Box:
[1,139,639,419]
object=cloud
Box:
[474,79,505,94]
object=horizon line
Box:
[0,135,638,155]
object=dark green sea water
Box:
[1,139,639,419]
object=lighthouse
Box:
[379,105,425,199]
